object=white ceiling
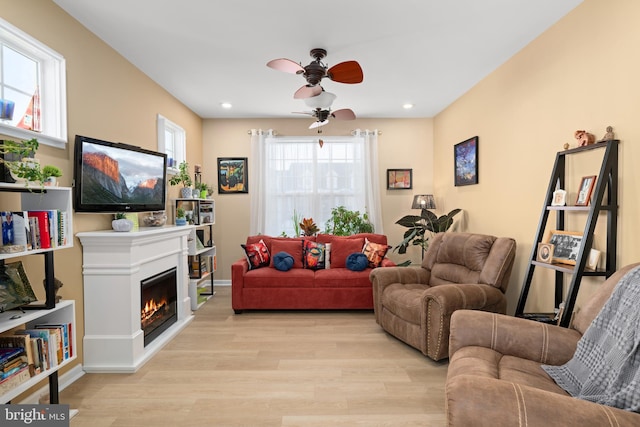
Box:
[53,0,582,120]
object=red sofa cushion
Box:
[314,268,373,288]
[269,239,304,269]
[244,267,315,288]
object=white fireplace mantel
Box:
[77,225,194,373]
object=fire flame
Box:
[141,297,167,324]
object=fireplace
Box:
[141,267,177,346]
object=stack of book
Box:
[0,210,70,254]
[0,322,73,394]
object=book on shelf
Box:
[36,323,70,361]
[0,333,37,376]
[0,365,30,395]
[15,329,53,370]
[35,325,63,365]
[1,211,32,252]
[27,211,51,249]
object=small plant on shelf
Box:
[169,161,193,198]
[175,207,187,226]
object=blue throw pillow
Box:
[273,251,294,271]
[346,252,369,271]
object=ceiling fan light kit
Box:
[267,48,363,129]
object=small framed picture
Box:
[387,169,413,190]
[551,189,567,206]
[545,230,583,265]
[586,249,602,270]
[217,157,248,194]
[537,243,554,263]
[575,175,596,206]
[454,136,479,186]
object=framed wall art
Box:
[454,136,478,186]
[575,175,596,206]
[545,230,583,265]
[217,157,248,194]
[387,169,413,190]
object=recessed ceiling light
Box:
[403,103,414,109]
[221,102,232,109]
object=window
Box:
[157,114,186,174]
[262,135,369,236]
[0,17,67,148]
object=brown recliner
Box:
[446,263,640,426]
[370,232,516,361]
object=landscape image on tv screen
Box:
[80,141,165,207]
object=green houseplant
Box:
[394,208,462,262]
[324,206,374,236]
[169,161,193,198]
[0,138,62,189]
[42,165,62,186]
[175,207,187,226]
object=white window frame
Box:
[157,114,186,175]
[0,17,67,148]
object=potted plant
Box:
[393,208,462,265]
[42,165,62,186]
[112,212,134,232]
[324,206,374,236]
[0,138,48,188]
[175,207,187,226]
[195,182,208,198]
[169,161,193,198]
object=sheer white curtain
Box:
[249,129,383,236]
[249,129,273,235]
[357,129,384,233]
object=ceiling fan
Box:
[267,48,364,99]
[293,89,356,129]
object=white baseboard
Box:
[19,364,85,405]
[215,279,231,286]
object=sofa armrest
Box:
[370,266,429,321]
[446,375,640,427]
[449,309,581,364]
[231,258,249,311]
[421,283,506,360]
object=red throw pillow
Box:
[362,238,390,268]
[241,239,270,270]
[330,238,365,268]
[303,240,326,270]
[269,239,304,269]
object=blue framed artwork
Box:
[454,136,478,186]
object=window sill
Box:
[0,123,66,149]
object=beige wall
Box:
[0,0,202,387]
[203,118,434,279]
[433,0,640,314]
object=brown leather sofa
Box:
[370,232,516,361]
[446,263,640,426]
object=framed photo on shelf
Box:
[387,169,413,190]
[545,230,583,265]
[454,136,478,186]
[575,175,596,206]
[551,189,567,206]
[217,157,248,194]
[586,249,602,270]
[536,243,554,263]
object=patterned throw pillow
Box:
[241,239,270,270]
[303,240,326,270]
[362,238,390,268]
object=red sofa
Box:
[231,233,392,313]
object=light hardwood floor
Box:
[64,287,448,426]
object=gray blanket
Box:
[543,265,640,412]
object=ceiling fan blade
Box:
[331,108,356,120]
[267,58,304,74]
[293,85,322,99]
[327,61,363,84]
[309,120,329,129]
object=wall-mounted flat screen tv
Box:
[73,135,167,213]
